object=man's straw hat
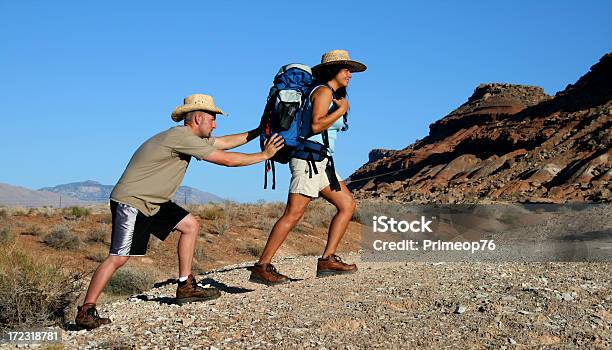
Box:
[171,94,226,122]
[312,49,367,74]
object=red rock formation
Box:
[348,54,612,203]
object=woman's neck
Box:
[327,80,341,92]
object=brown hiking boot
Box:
[176,274,221,305]
[316,254,357,277]
[75,303,111,330]
[248,263,290,286]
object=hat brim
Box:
[312,60,367,74]
[171,105,226,122]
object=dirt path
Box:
[60,254,611,349]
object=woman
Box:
[250,50,367,285]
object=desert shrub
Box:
[240,244,264,257]
[199,204,223,220]
[0,208,7,220]
[104,267,156,295]
[22,224,44,236]
[255,215,276,234]
[64,206,91,218]
[39,207,57,218]
[12,208,28,217]
[207,201,238,235]
[265,202,286,218]
[194,244,206,262]
[87,226,110,243]
[350,210,363,223]
[86,251,107,263]
[304,201,334,228]
[0,227,16,243]
[0,246,84,328]
[98,213,112,224]
[43,225,82,250]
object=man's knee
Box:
[177,214,200,235]
[106,255,129,268]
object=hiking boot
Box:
[75,303,111,330]
[248,263,290,286]
[176,274,221,304]
[316,254,357,277]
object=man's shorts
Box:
[289,158,342,198]
[109,200,189,256]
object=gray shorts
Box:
[109,200,189,256]
[289,158,342,198]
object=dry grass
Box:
[22,224,44,236]
[207,201,238,235]
[0,226,16,244]
[86,250,107,263]
[104,267,157,296]
[43,225,82,250]
[0,245,85,328]
[63,206,91,218]
[239,244,264,257]
[87,225,110,244]
[304,200,334,228]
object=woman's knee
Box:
[337,196,356,214]
[283,207,305,225]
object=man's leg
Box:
[258,193,311,264]
[173,213,221,303]
[174,214,200,278]
[83,255,130,304]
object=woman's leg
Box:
[319,181,356,258]
[258,193,311,264]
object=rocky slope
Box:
[347,54,612,204]
[60,255,611,349]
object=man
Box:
[76,93,283,330]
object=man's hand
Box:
[333,97,349,114]
[263,134,284,159]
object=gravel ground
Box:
[46,254,611,349]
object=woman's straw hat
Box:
[312,49,367,74]
[171,94,226,122]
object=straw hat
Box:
[312,49,367,74]
[171,94,226,122]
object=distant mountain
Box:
[0,183,90,207]
[39,180,223,205]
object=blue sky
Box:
[1,1,610,202]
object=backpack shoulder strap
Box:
[308,84,336,101]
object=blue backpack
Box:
[259,63,341,191]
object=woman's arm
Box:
[310,87,349,134]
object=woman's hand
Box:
[333,97,349,114]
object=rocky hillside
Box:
[39,180,223,205]
[62,255,611,349]
[347,54,612,203]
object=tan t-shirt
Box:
[110,126,216,216]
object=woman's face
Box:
[333,67,352,88]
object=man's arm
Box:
[203,134,283,167]
[213,128,260,150]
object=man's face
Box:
[198,111,217,137]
